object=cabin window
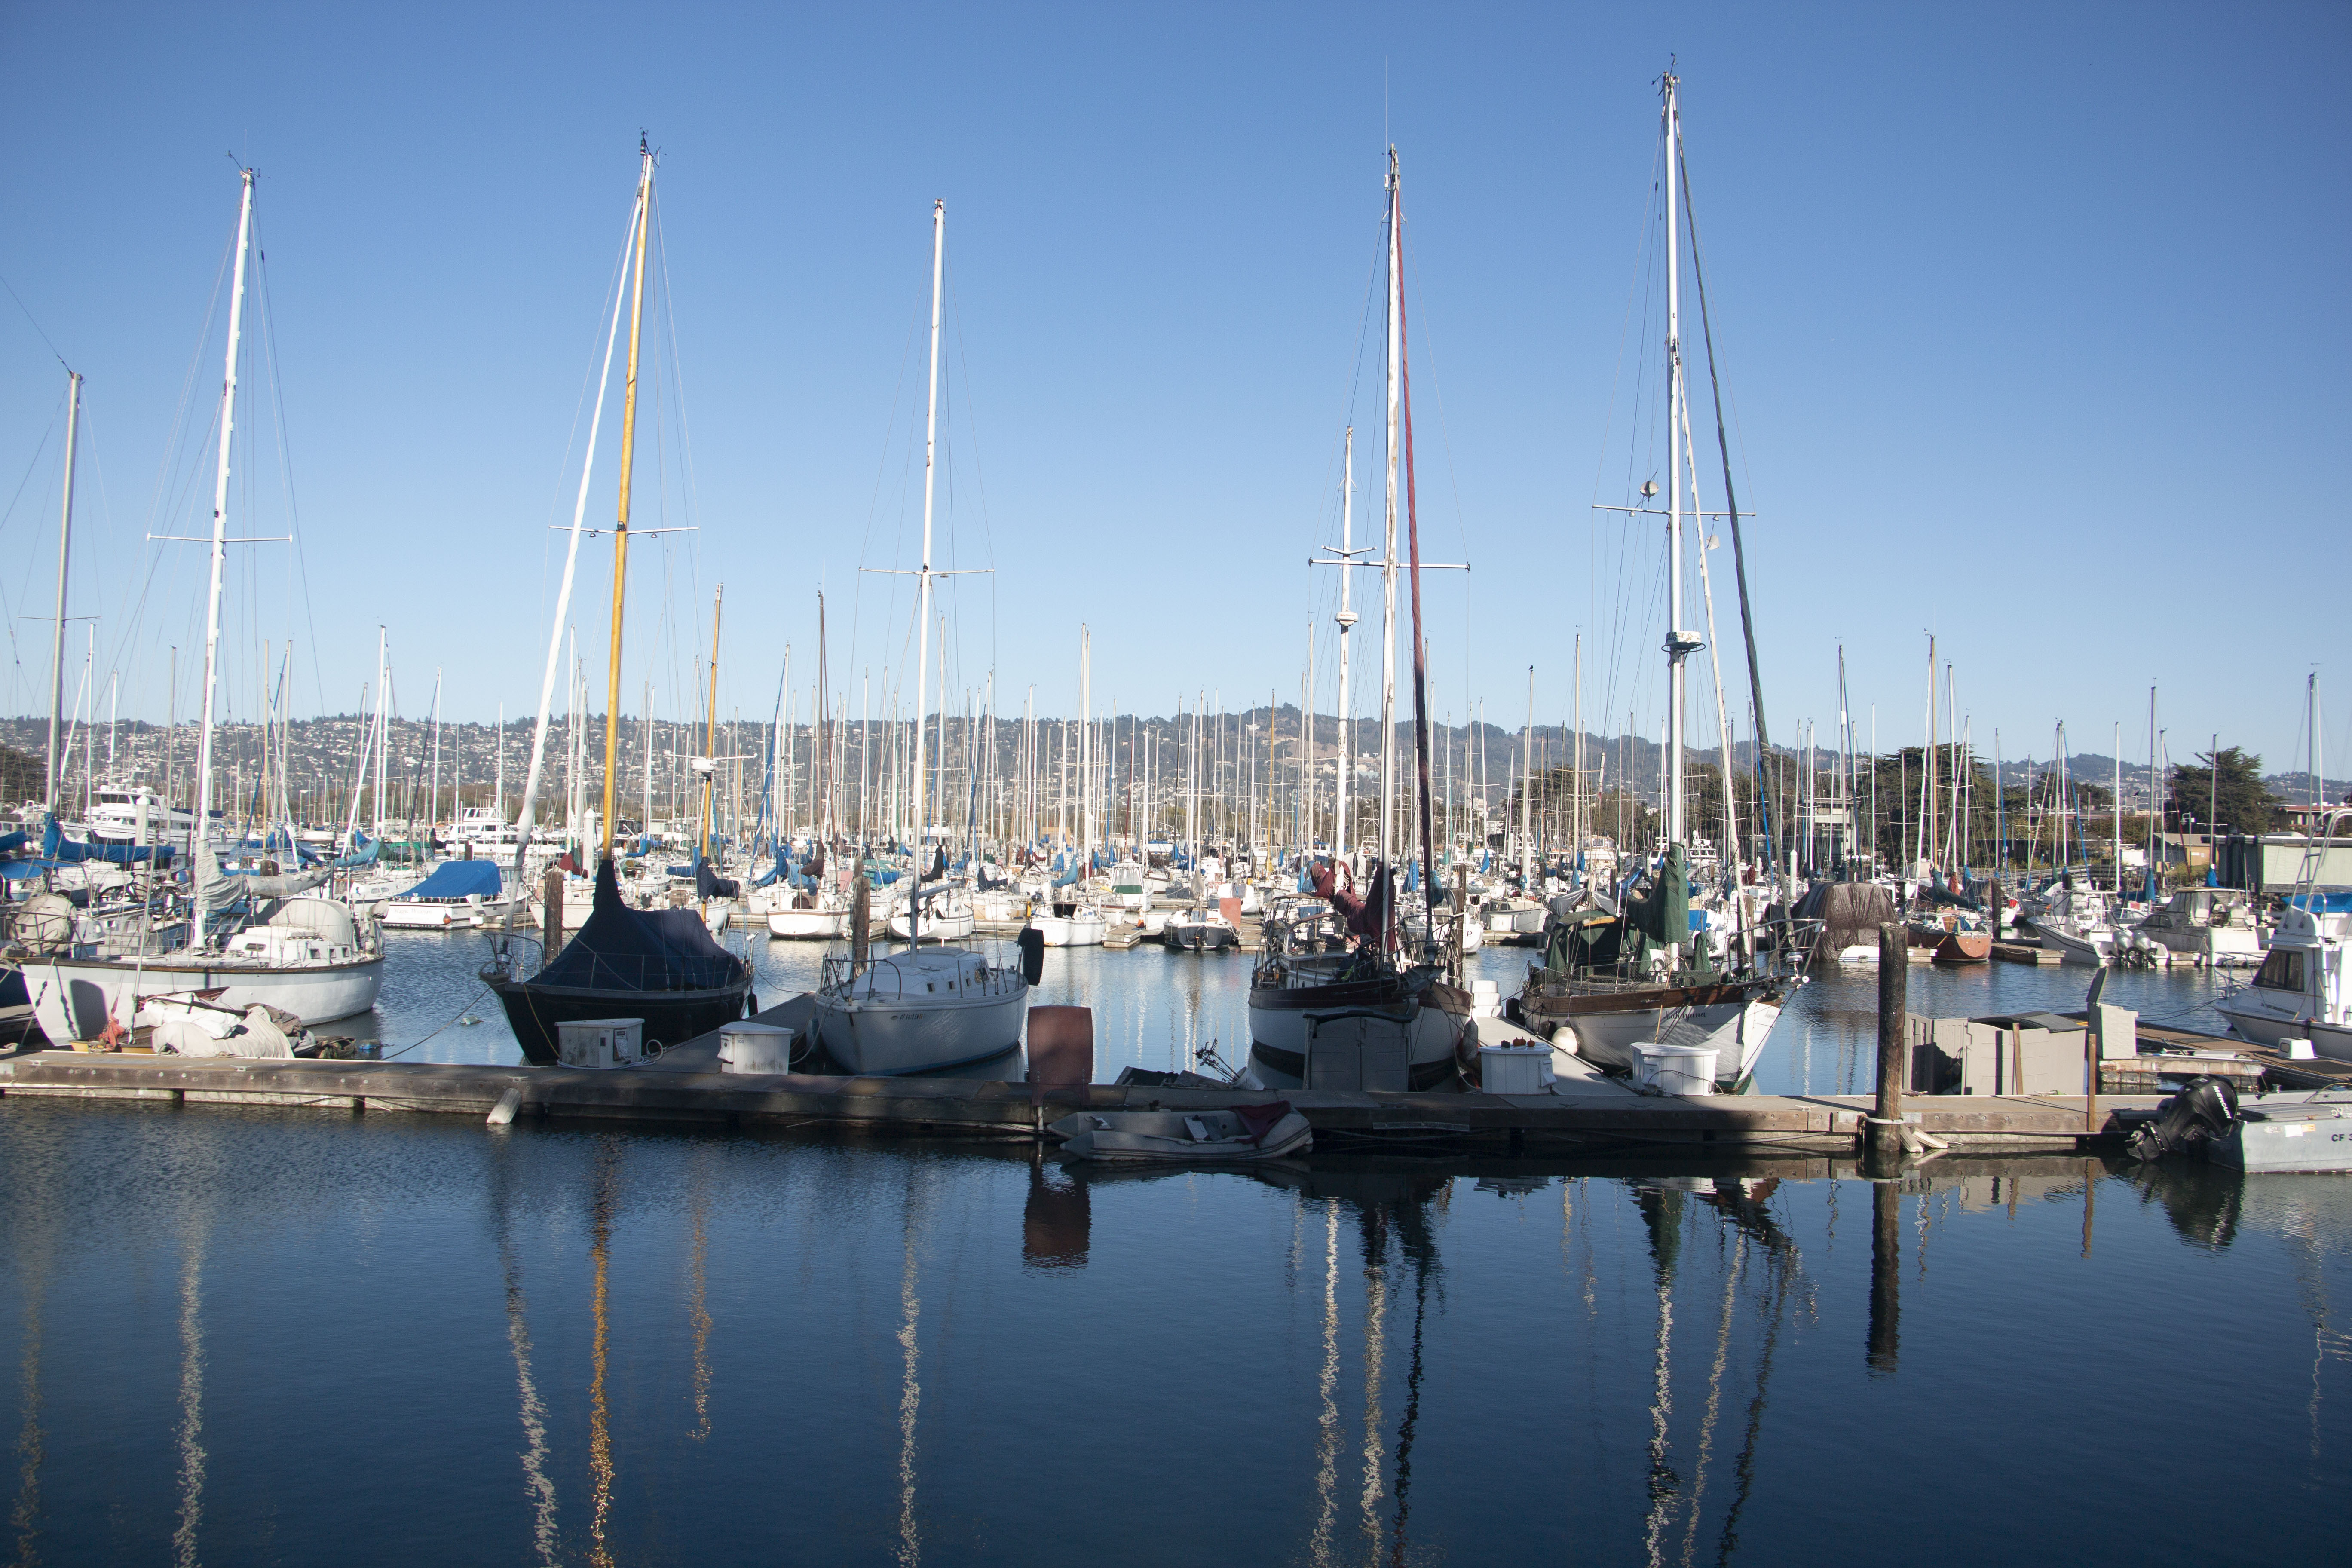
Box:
[2254,948,2305,992]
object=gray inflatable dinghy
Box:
[1050,1101,1310,1162]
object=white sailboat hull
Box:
[25,953,386,1044]
[813,983,1026,1075]
[2033,922,2114,966]
[887,910,974,942]
[768,907,848,940]
[380,901,479,930]
[1035,911,1107,947]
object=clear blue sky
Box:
[1,1,2344,779]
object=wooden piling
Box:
[1873,922,1906,1155]
[542,867,565,956]
[851,875,870,973]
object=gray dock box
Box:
[1907,1011,2098,1096]
[1303,1012,1412,1092]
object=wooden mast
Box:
[600,140,655,866]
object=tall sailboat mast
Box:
[1662,74,1690,849]
[1396,181,1440,954]
[909,199,946,945]
[1378,149,1403,880]
[193,168,256,946]
[45,369,81,816]
[518,189,634,879]
[598,141,655,865]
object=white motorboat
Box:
[2216,812,2352,1045]
[2217,893,2352,1045]
[1049,1104,1311,1162]
[86,788,198,843]
[1162,906,1240,951]
[1102,861,1151,913]
[809,945,1027,1075]
[2134,887,2264,966]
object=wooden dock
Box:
[0,994,2158,1155]
[2136,1021,2352,1092]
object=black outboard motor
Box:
[2126,1075,2241,1161]
[1016,925,1046,986]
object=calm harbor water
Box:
[3,935,2339,1564]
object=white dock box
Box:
[718,1021,795,1074]
[1632,1042,1719,1097]
[1478,1044,1552,1094]
[557,1018,644,1070]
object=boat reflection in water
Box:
[1246,1162,1447,1568]
[1626,1172,1821,1567]
[488,1144,560,1568]
[172,1199,208,1568]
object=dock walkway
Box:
[0,994,2157,1155]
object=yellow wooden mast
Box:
[600,141,655,864]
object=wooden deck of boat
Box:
[0,992,2163,1152]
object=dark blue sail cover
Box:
[404,859,502,900]
[534,857,744,993]
[41,818,175,866]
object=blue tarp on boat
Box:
[40,818,175,866]
[402,860,502,901]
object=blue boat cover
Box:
[40,818,174,866]
[404,860,502,900]
[0,831,26,854]
[533,858,744,993]
[2288,890,2352,914]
